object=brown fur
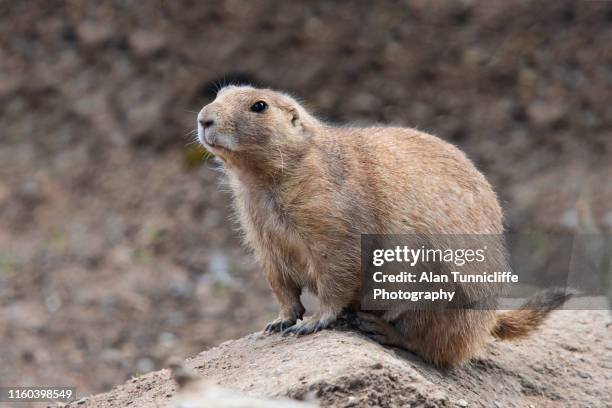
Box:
[197,86,569,366]
[492,289,572,340]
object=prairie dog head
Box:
[197,86,316,171]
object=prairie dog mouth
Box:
[198,129,233,155]
[203,140,231,153]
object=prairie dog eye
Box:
[250,101,268,113]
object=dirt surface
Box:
[71,309,611,408]
[1,0,611,398]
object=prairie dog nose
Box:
[199,119,214,128]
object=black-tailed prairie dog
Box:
[196,85,570,366]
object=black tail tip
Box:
[525,288,575,311]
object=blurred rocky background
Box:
[0,0,610,396]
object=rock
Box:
[527,100,566,127]
[137,358,155,374]
[124,97,165,139]
[74,310,610,407]
[174,382,316,408]
[559,209,578,230]
[128,30,166,57]
[0,75,20,99]
[76,21,113,46]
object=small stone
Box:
[76,397,88,405]
[457,399,468,407]
[129,30,165,57]
[45,293,62,313]
[77,21,113,46]
[560,209,578,230]
[137,357,155,374]
[527,100,565,127]
[0,76,19,98]
[158,332,176,348]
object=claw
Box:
[282,323,306,336]
[338,312,360,327]
[366,333,387,344]
[264,318,296,334]
[356,312,388,334]
[281,314,334,337]
[356,313,403,347]
[358,319,380,334]
[294,323,313,336]
[281,325,296,337]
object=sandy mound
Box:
[67,308,610,408]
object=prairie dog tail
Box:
[492,289,573,340]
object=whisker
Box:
[182,129,198,138]
[184,138,201,147]
[277,145,285,177]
